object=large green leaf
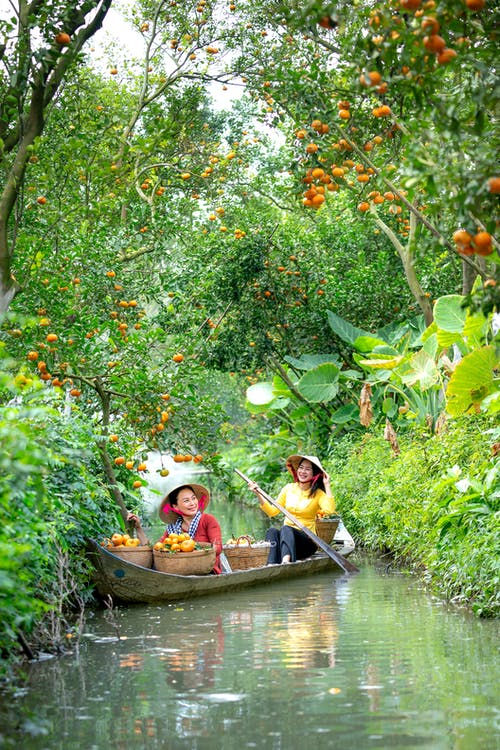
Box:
[284,353,341,371]
[358,355,404,370]
[401,350,440,390]
[446,347,498,416]
[331,403,359,424]
[463,311,488,349]
[246,381,275,405]
[353,335,389,352]
[434,295,467,333]
[297,363,340,403]
[327,310,369,346]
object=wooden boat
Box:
[87,522,356,605]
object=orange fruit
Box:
[125,460,134,470]
[172,353,184,362]
[171,542,182,551]
[137,462,147,471]
[173,454,185,463]
[437,48,457,65]
[111,533,124,546]
[423,34,446,53]
[358,202,370,212]
[472,232,493,256]
[487,177,500,194]
[27,351,39,361]
[132,480,142,489]
[153,542,164,551]
[180,539,196,552]
[465,0,485,8]
[55,32,71,45]
[109,434,119,442]
[114,456,125,466]
[452,229,472,246]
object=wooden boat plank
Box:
[87,539,351,604]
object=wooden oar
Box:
[234,468,359,575]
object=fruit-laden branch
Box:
[0,0,113,312]
[329,121,486,279]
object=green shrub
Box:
[331,415,499,616]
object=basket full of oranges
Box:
[101,533,153,568]
[152,533,215,575]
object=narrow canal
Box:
[1,497,498,749]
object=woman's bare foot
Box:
[281,554,291,564]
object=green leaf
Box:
[327,310,369,346]
[284,353,341,371]
[331,403,359,424]
[401,350,440,390]
[297,363,340,403]
[353,335,389,353]
[358,355,404,370]
[246,381,275,406]
[434,295,466,333]
[446,346,498,417]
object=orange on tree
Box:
[114,456,125,465]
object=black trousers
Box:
[265,525,317,564]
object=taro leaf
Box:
[327,310,369,346]
[446,346,498,416]
[463,311,488,349]
[401,350,440,390]
[332,403,359,424]
[422,332,438,359]
[382,397,398,417]
[358,355,403,370]
[267,397,290,410]
[434,295,466,332]
[353,335,389,352]
[339,368,363,380]
[297,363,340,403]
[372,344,400,355]
[436,328,462,349]
[246,381,275,405]
[284,353,341,371]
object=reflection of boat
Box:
[87,523,355,604]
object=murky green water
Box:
[1,492,499,749]
[1,559,498,750]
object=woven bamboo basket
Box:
[315,517,340,544]
[109,545,153,568]
[153,544,216,575]
[223,536,271,570]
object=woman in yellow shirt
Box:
[249,453,335,564]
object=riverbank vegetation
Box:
[1,0,498,679]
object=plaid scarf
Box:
[166,510,202,538]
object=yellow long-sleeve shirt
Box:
[260,483,336,532]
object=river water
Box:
[1,498,498,749]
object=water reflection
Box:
[1,563,499,750]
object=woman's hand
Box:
[126,511,142,529]
[247,481,260,494]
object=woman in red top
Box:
[127,481,223,574]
